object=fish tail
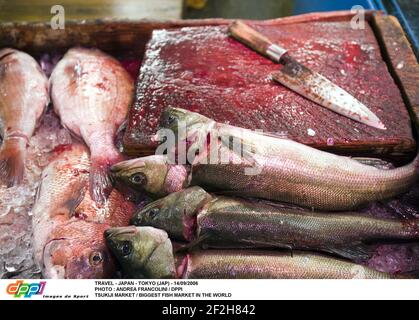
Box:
[0,138,26,187]
[89,147,124,204]
[330,243,377,262]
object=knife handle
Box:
[229,20,287,63]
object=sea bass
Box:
[105,226,393,279]
[0,48,49,186]
[50,48,134,203]
[33,144,135,279]
[131,187,419,260]
[156,107,419,211]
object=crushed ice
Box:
[0,110,72,279]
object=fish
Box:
[105,226,394,279]
[50,47,134,203]
[32,143,135,279]
[0,48,49,186]
[105,226,177,279]
[131,187,419,261]
[180,250,394,279]
[153,107,419,211]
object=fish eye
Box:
[148,208,160,219]
[121,241,132,256]
[130,173,147,185]
[89,251,103,266]
[167,114,177,125]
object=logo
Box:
[6,280,46,298]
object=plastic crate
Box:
[371,0,418,58]
[292,0,375,14]
[293,0,418,58]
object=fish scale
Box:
[0,48,49,187]
[50,47,134,204]
[159,108,419,211]
[132,188,419,261]
[183,251,392,279]
[105,226,395,279]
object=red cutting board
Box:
[123,13,416,163]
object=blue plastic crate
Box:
[292,0,418,58]
[371,0,418,58]
[292,0,376,14]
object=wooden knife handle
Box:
[229,20,287,63]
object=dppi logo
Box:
[6,280,46,298]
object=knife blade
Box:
[228,20,386,130]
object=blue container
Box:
[292,0,375,14]
[372,0,419,58]
[292,0,418,58]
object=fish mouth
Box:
[105,226,138,239]
[110,159,146,175]
[42,238,69,279]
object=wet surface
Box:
[0,111,72,279]
[0,49,418,279]
[0,54,140,279]
[124,22,415,160]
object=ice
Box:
[0,109,72,279]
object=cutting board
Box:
[0,10,417,163]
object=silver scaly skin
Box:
[158,107,419,211]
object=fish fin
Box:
[175,234,211,253]
[398,270,419,279]
[352,157,394,170]
[89,161,114,204]
[329,243,377,261]
[218,135,261,171]
[66,187,87,218]
[90,151,124,204]
[239,239,295,253]
[0,139,26,187]
[116,119,128,136]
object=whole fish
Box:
[105,226,393,279]
[33,144,135,279]
[0,48,49,186]
[131,187,419,260]
[50,47,134,203]
[156,107,419,211]
[181,250,393,279]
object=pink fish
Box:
[50,48,134,203]
[0,48,49,186]
[33,143,135,278]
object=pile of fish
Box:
[108,108,419,279]
[1,46,418,279]
[1,47,135,278]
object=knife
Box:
[229,20,386,130]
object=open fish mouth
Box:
[42,238,69,279]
